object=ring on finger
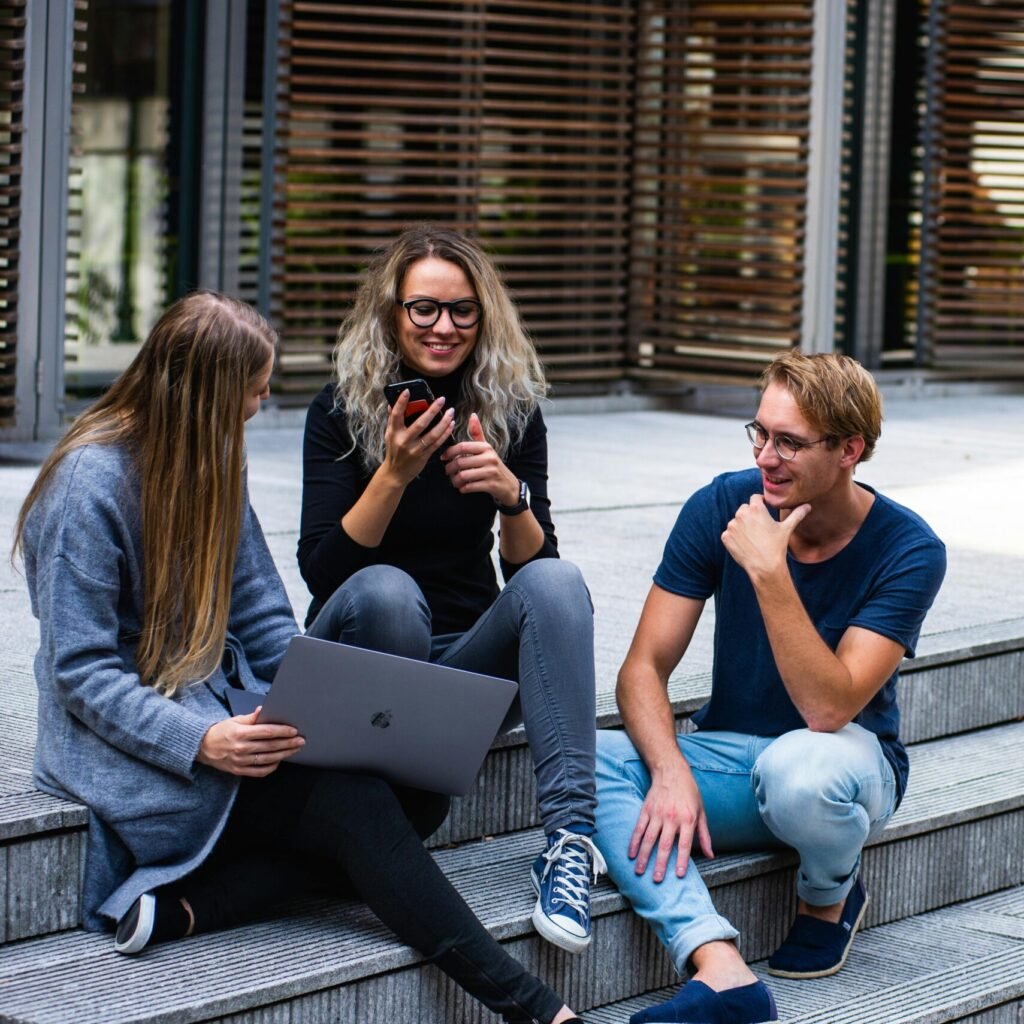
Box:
[419,437,428,451]
[253,753,260,767]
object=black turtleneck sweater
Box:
[297,368,558,632]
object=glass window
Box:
[64,0,187,396]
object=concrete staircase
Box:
[1,618,1023,1022]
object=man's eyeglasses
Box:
[398,298,482,329]
[744,421,834,461]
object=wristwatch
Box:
[495,479,530,516]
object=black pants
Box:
[173,764,564,1024]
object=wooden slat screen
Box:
[0,1,26,428]
[627,1,815,382]
[273,0,636,395]
[273,1,821,395]
[919,0,1024,365]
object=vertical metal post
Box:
[170,0,203,298]
[914,0,944,368]
[258,0,280,318]
[198,0,247,294]
[850,0,897,369]
[801,0,848,354]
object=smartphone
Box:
[384,378,435,423]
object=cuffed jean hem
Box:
[667,915,741,976]
[797,854,862,908]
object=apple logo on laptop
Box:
[371,710,393,729]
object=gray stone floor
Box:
[3,391,1024,710]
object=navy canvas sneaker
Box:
[629,980,778,1024]
[767,874,869,979]
[530,828,606,954]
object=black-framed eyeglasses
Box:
[398,297,483,329]
[744,421,834,461]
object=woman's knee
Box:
[509,559,592,618]
[342,565,425,615]
[312,565,430,654]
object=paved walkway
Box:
[3,392,1024,702]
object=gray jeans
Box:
[308,559,597,834]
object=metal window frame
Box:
[198,0,249,294]
[10,0,255,441]
[801,0,849,356]
[846,0,899,369]
[8,0,73,442]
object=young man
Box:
[595,352,946,1024]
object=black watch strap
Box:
[495,479,530,516]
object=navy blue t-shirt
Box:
[654,468,946,805]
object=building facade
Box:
[2,0,1022,440]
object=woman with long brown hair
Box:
[16,291,587,1024]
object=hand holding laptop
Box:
[197,707,305,778]
[226,636,518,796]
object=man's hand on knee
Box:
[628,765,714,882]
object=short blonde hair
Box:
[760,351,882,463]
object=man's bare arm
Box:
[722,495,906,731]
[617,586,712,881]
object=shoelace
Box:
[538,830,608,918]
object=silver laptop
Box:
[226,635,518,796]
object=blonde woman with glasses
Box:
[299,225,604,958]
[16,291,588,1024]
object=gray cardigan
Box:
[23,442,298,930]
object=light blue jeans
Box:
[594,724,897,971]
[308,560,597,833]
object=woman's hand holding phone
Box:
[383,387,455,486]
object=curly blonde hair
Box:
[332,225,547,467]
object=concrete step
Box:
[3,618,1022,946]
[0,722,1021,1022]
[588,886,1024,1023]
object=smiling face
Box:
[243,352,274,422]
[395,256,480,378]
[753,382,846,510]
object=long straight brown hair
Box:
[14,292,277,696]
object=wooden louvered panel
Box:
[273,0,635,395]
[0,1,26,426]
[920,1,1024,362]
[629,0,814,381]
[477,1,633,382]
[274,1,820,394]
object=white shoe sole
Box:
[114,893,156,956]
[531,899,591,955]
